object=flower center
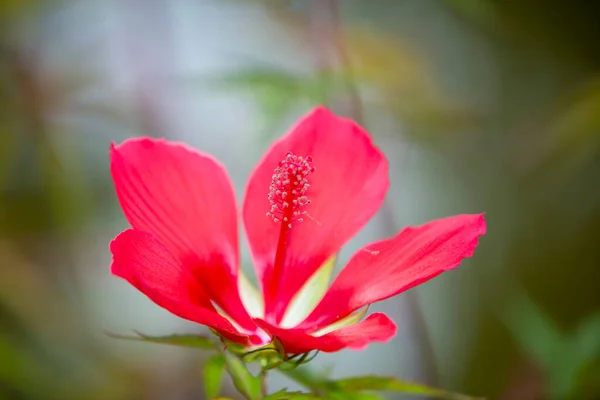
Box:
[264,152,314,318]
[266,152,314,228]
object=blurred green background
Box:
[1,0,599,399]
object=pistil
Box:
[264,152,314,311]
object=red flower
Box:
[109,107,486,353]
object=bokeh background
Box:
[1,0,599,399]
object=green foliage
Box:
[107,331,480,400]
[204,353,227,399]
[106,331,217,350]
[280,367,483,400]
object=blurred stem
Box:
[309,0,333,105]
[311,0,363,123]
[310,0,439,388]
[260,369,268,397]
[329,0,363,124]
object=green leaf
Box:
[204,353,227,399]
[224,352,263,400]
[106,331,217,350]
[264,390,325,400]
[280,368,482,399]
[333,376,484,400]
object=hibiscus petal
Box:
[302,214,486,329]
[256,313,396,354]
[110,138,253,330]
[110,229,248,343]
[243,107,389,321]
[279,255,336,329]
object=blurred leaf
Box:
[205,353,227,399]
[329,392,385,400]
[224,352,263,400]
[106,331,217,350]
[332,376,483,400]
[501,288,563,367]
[574,312,600,362]
[280,367,481,399]
[502,287,600,399]
[265,390,324,400]
[501,288,571,398]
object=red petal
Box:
[256,313,396,354]
[110,138,253,330]
[110,229,248,343]
[302,214,486,329]
[243,107,389,321]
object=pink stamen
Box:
[266,152,313,228]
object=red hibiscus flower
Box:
[109,106,486,354]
